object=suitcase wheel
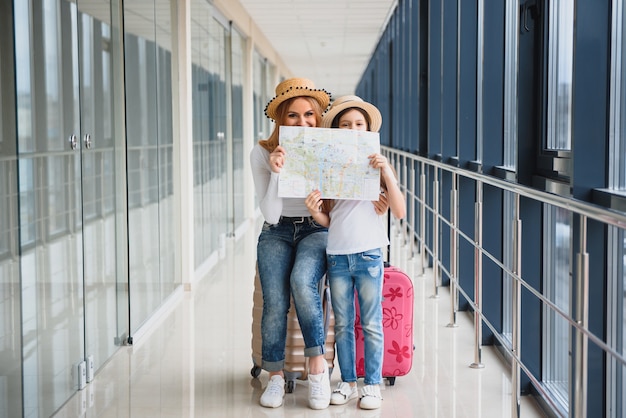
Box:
[286,379,296,393]
[251,365,262,378]
[386,377,396,386]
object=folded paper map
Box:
[278,126,381,200]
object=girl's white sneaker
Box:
[330,381,358,405]
[359,384,382,410]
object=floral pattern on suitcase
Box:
[355,266,414,382]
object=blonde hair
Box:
[258,97,324,152]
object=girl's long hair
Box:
[258,97,324,152]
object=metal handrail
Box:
[386,147,626,229]
[383,146,626,418]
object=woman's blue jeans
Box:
[256,216,328,372]
[327,248,384,385]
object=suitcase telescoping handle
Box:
[386,211,391,265]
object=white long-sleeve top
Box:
[326,199,389,255]
[250,143,311,224]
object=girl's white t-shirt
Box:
[326,199,389,255]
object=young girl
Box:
[305,95,406,410]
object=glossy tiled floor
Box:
[53,220,547,418]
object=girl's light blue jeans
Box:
[256,216,328,372]
[327,248,384,385]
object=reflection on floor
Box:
[53,219,547,418]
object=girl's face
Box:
[337,109,368,131]
[283,97,318,127]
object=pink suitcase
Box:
[355,265,414,385]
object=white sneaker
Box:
[359,384,382,410]
[330,381,358,405]
[260,375,285,408]
[308,363,331,409]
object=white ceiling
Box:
[237,0,398,98]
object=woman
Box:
[250,77,332,410]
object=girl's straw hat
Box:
[321,95,383,132]
[264,78,331,121]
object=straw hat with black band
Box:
[321,95,383,133]
[264,78,331,121]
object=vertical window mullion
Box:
[476,0,484,162]
[610,0,626,190]
[608,3,626,417]
[503,0,518,168]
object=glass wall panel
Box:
[502,191,515,344]
[542,205,571,409]
[265,63,275,137]
[252,51,263,142]
[501,1,518,340]
[252,51,264,209]
[15,1,85,416]
[76,0,126,376]
[191,0,213,267]
[155,0,176,299]
[207,19,228,255]
[124,0,177,334]
[0,2,22,416]
[10,0,126,414]
[190,1,229,267]
[546,1,574,151]
[5,0,129,412]
[124,32,161,331]
[252,51,273,208]
[231,27,245,229]
[503,0,518,168]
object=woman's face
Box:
[337,109,368,131]
[283,97,318,127]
